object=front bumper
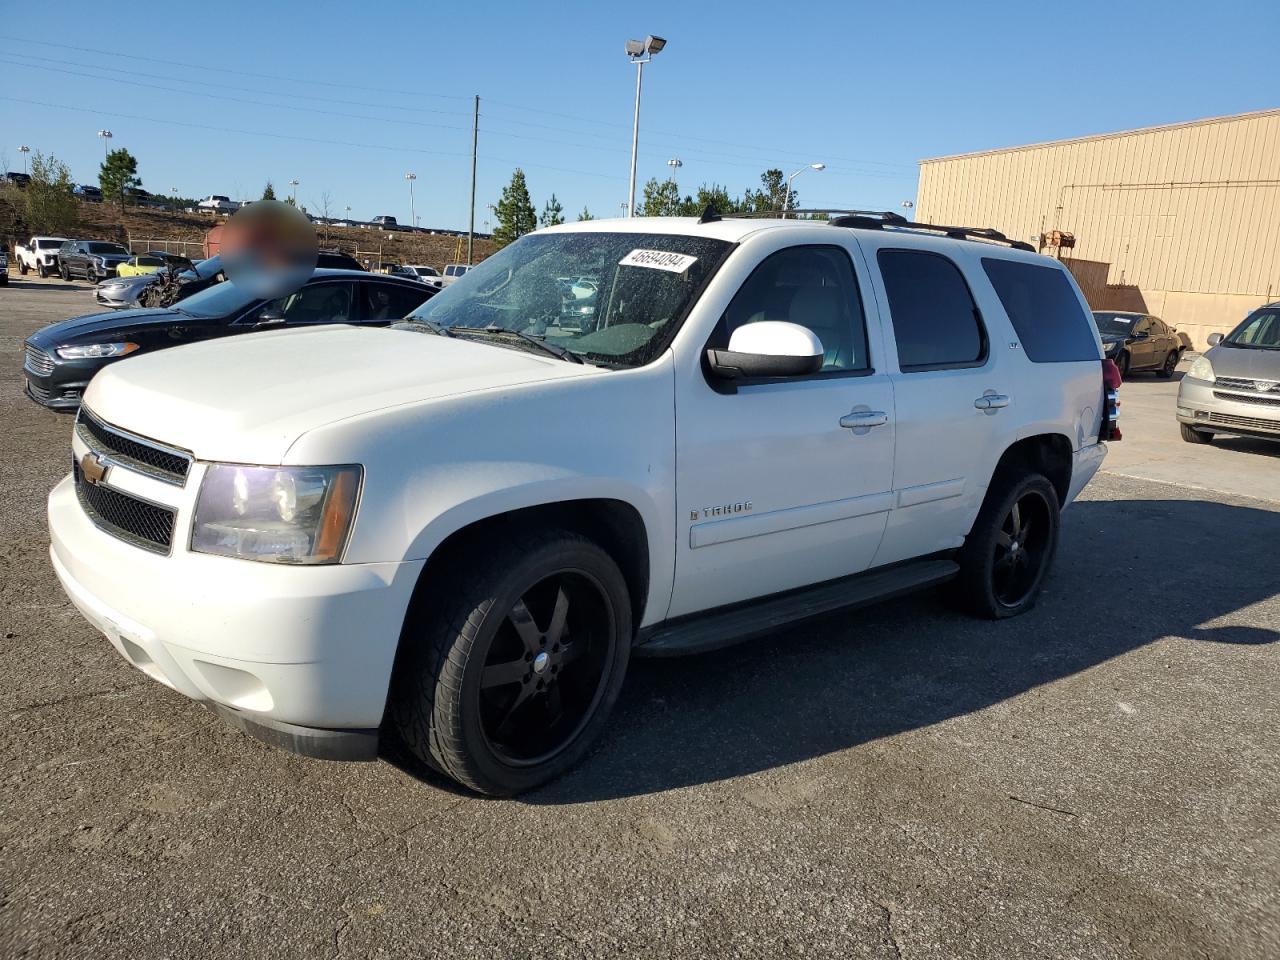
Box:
[48,472,425,756]
[1176,377,1280,439]
[22,351,101,411]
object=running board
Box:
[634,557,960,658]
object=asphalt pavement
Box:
[2,273,1278,959]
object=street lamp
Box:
[345,205,352,222]
[405,172,417,229]
[18,145,30,175]
[97,129,113,157]
[783,163,824,217]
[901,200,914,217]
[667,157,682,178]
[624,34,667,219]
[288,178,299,203]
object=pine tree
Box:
[99,148,141,211]
[540,193,565,227]
[493,169,537,246]
[577,207,595,221]
[262,181,277,201]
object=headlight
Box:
[1188,355,1215,382]
[55,342,139,359]
[91,256,104,266]
[191,464,362,564]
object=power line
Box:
[1,34,914,175]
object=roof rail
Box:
[707,208,1034,251]
[830,214,1036,252]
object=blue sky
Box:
[2,0,1276,231]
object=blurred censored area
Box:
[220,200,319,299]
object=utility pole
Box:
[468,95,479,265]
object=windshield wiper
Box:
[400,317,453,337]
[449,325,584,363]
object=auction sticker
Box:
[619,249,698,274]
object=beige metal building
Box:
[917,109,1280,348]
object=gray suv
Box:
[1177,302,1280,444]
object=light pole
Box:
[901,200,914,218]
[18,145,30,175]
[405,172,417,229]
[783,163,824,217]
[345,205,352,223]
[171,186,178,210]
[97,129,113,158]
[288,179,299,204]
[620,201,630,216]
[624,35,666,219]
[666,157,682,179]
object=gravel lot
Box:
[3,274,1278,959]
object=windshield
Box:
[174,276,259,318]
[87,242,129,255]
[1222,309,1280,350]
[412,267,439,276]
[405,232,733,367]
[1092,312,1137,336]
[36,239,63,249]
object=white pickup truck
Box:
[197,195,240,214]
[16,235,69,278]
[48,211,1119,795]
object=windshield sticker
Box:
[618,249,698,275]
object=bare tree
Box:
[315,191,334,220]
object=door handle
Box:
[974,394,1010,410]
[839,410,888,429]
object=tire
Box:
[1116,352,1130,380]
[1157,349,1179,378]
[37,262,47,278]
[952,472,1060,619]
[388,529,632,796]
[1181,423,1213,444]
[18,260,28,276]
[60,264,70,281]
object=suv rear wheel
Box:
[952,472,1060,619]
[388,530,632,795]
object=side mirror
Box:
[256,307,285,325]
[1207,332,1223,346]
[707,321,823,381]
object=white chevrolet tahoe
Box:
[48,211,1118,795]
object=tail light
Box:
[1100,359,1122,441]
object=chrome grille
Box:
[1215,376,1280,393]
[76,407,192,486]
[1214,391,1280,407]
[1207,412,1280,433]
[73,460,176,554]
[24,343,54,376]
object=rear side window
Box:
[878,250,985,370]
[364,282,431,322]
[982,258,1101,362]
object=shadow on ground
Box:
[383,497,1280,801]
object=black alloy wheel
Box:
[1116,352,1130,379]
[1157,350,1178,378]
[60,263,70,281]
[478,571,614,766]
[951,472,1060,619]
[990,488,1054,611]
[389,530,632,795]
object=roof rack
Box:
[709,207,1035,252]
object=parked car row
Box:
[23,266,436,410]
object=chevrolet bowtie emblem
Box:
[80,452,107,485]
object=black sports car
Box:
[1092,311,1185,379]
[24,270,434,410]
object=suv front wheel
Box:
[952,472,1060,619]
[389,530,632,795]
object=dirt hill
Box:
[2,192,498,272]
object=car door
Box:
[1151,318,1177,364]
[669,242,896,618]
[73,243,92,277]
[856,239,1013,567]
[1131,317,1158,368]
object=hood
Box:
[83,324,596,464]
[28,307,185,345]
[1206,343,1280,380]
